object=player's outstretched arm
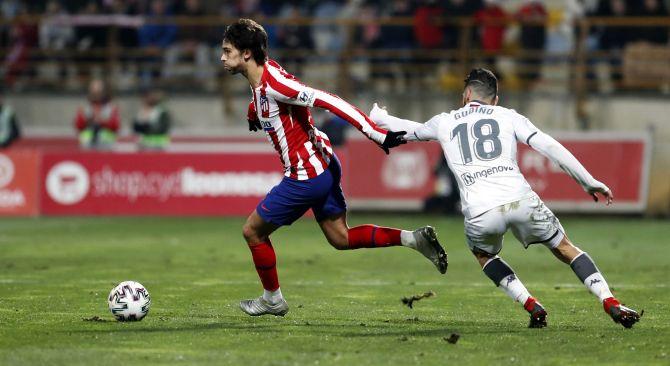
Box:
[528,132,613,205]
[369,103,440,142]
[264,65,405,153]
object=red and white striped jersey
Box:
[247,59,388,180]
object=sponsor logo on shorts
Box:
[461,165,514,186]
[261,120,274,132]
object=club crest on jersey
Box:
[260,95,270,114]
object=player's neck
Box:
[468,98,490,105]
[246,62,265,89]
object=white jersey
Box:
[370,101,609,219]
[418,101,537,217]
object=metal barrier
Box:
[1,15,669,127]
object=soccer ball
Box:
[107,281,151,321]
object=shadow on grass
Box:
[66,316,591,338]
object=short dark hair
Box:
[464,68,498,100]
[223,18,268,64]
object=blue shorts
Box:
[256,156,347,226]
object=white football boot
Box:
[412,226,448,274]
[240,297,289,317]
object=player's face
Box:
[220,41,246,75]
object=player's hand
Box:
[369,103,389,127]
[588,184,613,206]
[248,119,262,132]
[379,130,407,154]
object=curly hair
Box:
[223,18,268,64]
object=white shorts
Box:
[464,193,565,256]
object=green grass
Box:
[0,215,668,365]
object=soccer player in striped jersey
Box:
[371,68,641,328]
[221,19,448,317]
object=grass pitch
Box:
[0,215,668,365]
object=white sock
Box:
[583,273,614,302]
[263,288,283,304]
[499,274,531,304]
[400,230,416,248]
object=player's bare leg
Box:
[474,250,547,328]
[317,212,448,273]
[550,235,641,328]
[239,210,289,316]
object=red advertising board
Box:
[35,132,651,216]
[518,132,651,212]
[345,140,443,210]
[40,150,284,216]
[0,150,40,216]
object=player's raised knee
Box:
[242,223,260,244]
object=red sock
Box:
[524,297,538,312]
[603,297,620,314]
[248,240,279,291]
[347,225,402,249]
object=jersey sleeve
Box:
[412,114,442,141]
[529,130,609,194]
[265,66,387,145]
[369,104,440,142]
[511,112,540,146]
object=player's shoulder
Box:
[266,59,299,82]
[429,111,456,127]
[489,105,528,126]
[493,105,524,119]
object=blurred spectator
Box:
[276,2,314,76]
[311,0,346,57]
[74,1,108,83]
[423,157,460,215]
[2,5,38,87]
[138,0,177,86]
[74,79,120,149]
[475,0,507,52]
[235,0,262,16]
[631,0,669,44]
[414,0,444,49]
[165,0,215,85]
[596,0,629,50]
[107,0,140,48]
[106,0,141,89]
[0,87,20,148]
[378,0,415,89]
[444,0,483,49]
[39,0,74,84]
[474,0,508,66]
[516,0,547,83]
[351,1,385,84]
[318,115,348,147]
[1,0,23,47]
[381,0,414,50]
[133,88,171,150]
[599,0,630,81]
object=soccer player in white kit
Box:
[370,68,641,328]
